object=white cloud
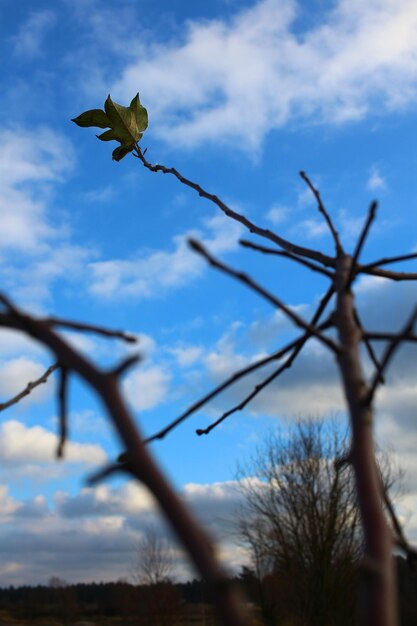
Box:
[56,482,156,518]
[0,476,251,585]
[88,212,242,299]
[11,10,55,58]
[0,127,72,190]
[137,334,157,356]
[0,329,43,358]
[84,185,114,203]
[112,0,417,151]
[123,365,171,411]
[266,205,290,225]
[0,126,90,309]
[0,357,53,404]
[0,125,73,255]
[0,420,106,465]
[337,208,366,243]
[295,218,329,239]
[367,165,387,191]
[0,485,21,520]
[169,345,204,368]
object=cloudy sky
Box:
[0,0,416,586]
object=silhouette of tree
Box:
[133,525,174,586]
[132,525,181,626]
[236,419,398,626]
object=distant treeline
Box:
[0,576,224,624]
[0,557,415,625]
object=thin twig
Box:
[197,285,335,436]
[354,309,385,384]
[42,316,138,343]
[57,367,69,458]
[0,309,137,343]
[133,146,336,269]
[239,239,333,278]
[189,238,340,354]
[358,266,417,281]
[360,252,417,271]
[299,171,343,255]
[110,354,142,378]
[366,305,417,403]
[347,201,378,287]
[379,468,417,565]
[0,362,59,412]
[334,453,352,472]
[87,462,129,485]
[143,334,313,444]
[363,332,417,343]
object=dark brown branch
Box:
[335,254,399,624]
[348,201,378,287]
[0,310,137,343]
[360,252,417,271]
[57,367,68,458]
[134,146,336,269]
[110,354,142,378]
[143,334,311,445]
[239,239,334,278]
[358,266,417,281]
[334,453,352,472]
[0,292,249,626]
[197,284,335,436]
[0,362,59,412]
[189,238,340,354]
[354,309,385,384]
[87,462,129,485]
[299,171,343,255]
[366,305,417,404]
[379,469,417,566]
[41,316,138,343]
[363,332,417,343]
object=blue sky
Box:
[0,0,416,585]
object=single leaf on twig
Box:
[72,93,148,161]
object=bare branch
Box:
[360,252,417,271]
[363,332,417,343]
[0,309,137,343]
[378,468,417,566]
[335,254,399,624]
[143,334,311,445]
[0,362,59,413]
[57,367,69,458]
[334,453,353,471]
[239,239,334,278]
[40,316,138,343]
[299,171,343,255]
[197,284,335,436]
[354,308,385,384]
[358,266,417,281]
[134,146,336,268]
[348,201,378,287]
[0,291,249,626]
[189,238,340,354]
[87,462,129,485]
[366,304,417,404]
[110,353,142,378]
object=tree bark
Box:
[335,254,398,626]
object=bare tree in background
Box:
[237,419,361,626]
[0,94,415,626]
[133,525,180,626]
[133,525,174,586]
